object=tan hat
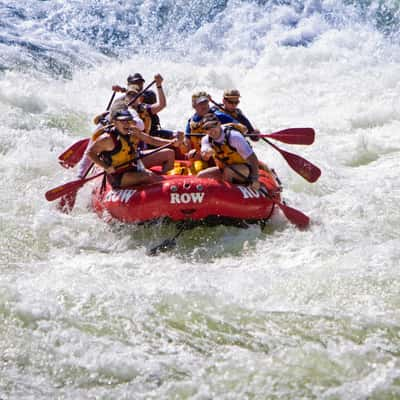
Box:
[192,91,209,105]
[223,89,241,99]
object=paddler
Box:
[76,85,145,179]
[111,73,175,141]
[111,72,145,93]
[211,89,260,141]
[197,113,261,191]
[86,108,183,188]
[182,91,237,172]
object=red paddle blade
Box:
[45,172,102,202]
[264,139,321,183]
[58,138,90,168]
[265,128,315,145]
[279,147,321,183]
[277,202,310,228]
[45,178,86,201]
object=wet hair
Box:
[143,90,157,104]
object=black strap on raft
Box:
[147,222,187,256]
[100,172,107,194]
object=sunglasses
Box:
[224,98,240,105]
[203,123,219,130]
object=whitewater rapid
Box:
[1,0,400,398]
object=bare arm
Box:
[87,136,115,172]
[135,129,181,148]
[246,153,260,190]
[149,74,166,115]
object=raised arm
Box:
[148,74,166,115]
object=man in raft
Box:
[111,73,174,140]
[197,113,261,191]
[211,89,260,141]
[181,91,238,173]
[87,108,183,188]
[77,84,145,179]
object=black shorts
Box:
[228,164,251,184]
[107,165,138,189]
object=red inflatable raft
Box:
[91,167,282,226]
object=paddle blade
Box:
[45,172,102,202]
[58,138,90,169]
[45,179,86,201]
[265,128,315,145]
[148,239,177,256]
[264,139,321,183]
[279,147,321,183]
[277,202,310,229]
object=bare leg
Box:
[196,166,223,180]
[142,148,175,173]
[223,164,250,182]
[77,139,93,178]
[119,170,162,187]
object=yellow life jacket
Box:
[100,129,140,168]
[137,104,152,134]
[188,118,206,151]
[190,159,209,174]
[209,127,248,168]
[91,124,112,141]
[166,161,192,176]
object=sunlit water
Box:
[1,1,399,398]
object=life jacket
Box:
[136,104,153,134]
[91,124,113,141]
[188,118,206,151]
[208,127,248,168]
[100,129,140,168]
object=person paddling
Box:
[181,92,237,172]
[197,113,261,191]
[87,108,182,188]
[77,86,145,179]
[111,73,174,139]
[211,89,260,141]
[111,72,145,94]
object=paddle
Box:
[261,138,321,183]
[245,128,315,145]
[58,138,90,169]
[127,80,156,107]
[188,127,314,146]
[46,141,175,202]
[148,222,187,256]
[228,165,310,229]
[260,187,309,228]
[209,97,315,146]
